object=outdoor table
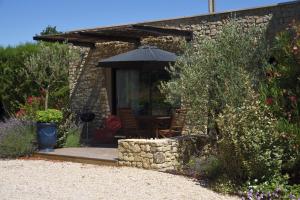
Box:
[136,115,171,138]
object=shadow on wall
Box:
[69,42,137,140]
[69,47,106,136]
[265,3,300,43]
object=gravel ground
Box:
[0,160,238,200]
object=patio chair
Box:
[157,109,187,138]
[117,108,149,138]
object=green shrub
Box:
[209,175,237,194]
[36,109,63,123]
[0,43,39,114]
[56,109,81,148]
[216,96,283,183]
[259,22,300,183]
[0,119,36,158]
[64,126,81,147]
[260,21,300,123]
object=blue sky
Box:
[0,0,295,46]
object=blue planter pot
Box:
[37,122,57,152]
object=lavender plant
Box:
[241,175,300,200]
[0,118,36,158]
[242,187,300,200]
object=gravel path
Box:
[0,160,238,200]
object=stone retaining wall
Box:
[118,138,180,171]
[118,135,209,171]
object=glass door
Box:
[115,68,171,116]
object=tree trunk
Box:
[45,86,49,110]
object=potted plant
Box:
[36,109,63,152]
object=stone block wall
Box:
[69,41,136,136]
[118,135,209,171]
[144,1,300,41]
[118,138,180,171]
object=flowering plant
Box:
[241,175,300,200]
[260,21,300,123]
[15,96,43,120]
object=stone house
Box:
[34,1,300,143]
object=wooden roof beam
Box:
[131,25,193,41]
[33,36,95,47]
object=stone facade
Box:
[118,138,180,171]
[143,1,300,41]
[68,1,300,137]
[69,42,136,136]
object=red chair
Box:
[94,115,122,143]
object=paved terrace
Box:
[34,147,118,166]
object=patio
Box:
[34,146,118,166]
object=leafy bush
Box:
[260,21,300,123]
[259,21,300,183]
[160,20,268,133]
[0,43,39,114]
[36,109,63,123]
[217,96,283,182]
[0,119,36,158]
[64,126,81,148]
[0,41,81,115]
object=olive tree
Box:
[160,21,269,134]
[25,42,80,110]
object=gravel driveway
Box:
[0,160,238,200]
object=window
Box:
[115,68,171,116]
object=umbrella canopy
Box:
[98,45,177,69]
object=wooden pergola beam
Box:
[131,25,193,41]
[33,25,194,46]
[33,36,96,47]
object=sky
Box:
[0,0,296,47]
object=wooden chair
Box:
[117,108,149,138]
[158,109,187,138]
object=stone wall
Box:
[118,138,180,171]
[141,36,185,54]
[69,42,136,137]
[118,135,209,171]
[143,1,300,41]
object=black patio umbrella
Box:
[98,45,177,69]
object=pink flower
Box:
[27,96,41,105]
[265,97,273,105]
[16,108,26,118]
[27,96,34,105]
